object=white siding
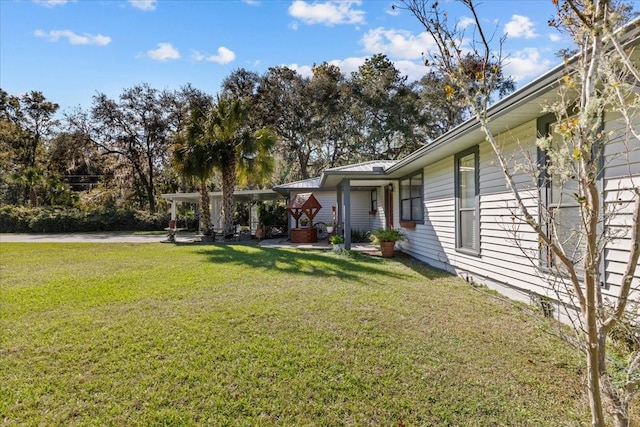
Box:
[370,187,386,231]
[395,112,640,305]
[602,111,640,294]
[288,189,380,232]
[398,120,561,303]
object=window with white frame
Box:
[400,172,423,221]
[455,146,479,253]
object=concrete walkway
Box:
[0,232,197,244]
[0,232,380,252]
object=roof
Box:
[161,189,282,203]
[385,21,640,179]
[324,160,397,173]
[273,177,322,193]
[320,160,396,187]
[266,23,640,195]
[274,160,398,194]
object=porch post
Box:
[170,199,177,221]
[343,179,351,250]
[212,198,222,231]
[336,185,343,236]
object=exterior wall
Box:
[370,187,386,231]
[287,189,380,232]
[396,113,640,306]
[602,111,640,296]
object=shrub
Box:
[350,229,371,243]
[0,205,169,233]
[370,228,405,243]
[329,235,344,244]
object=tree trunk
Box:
[199,181,211,236]
[221,158,237,237]
[29,185,37,208]
[585,309,606,427]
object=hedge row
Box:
[0,205,171,233]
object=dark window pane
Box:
[401,200,411,220]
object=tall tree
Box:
[400,0,639,425]
[172,104,215,236]
[0,89,59,205]
[0,90,59,169]
[87,84,182,213]
[305,62,353,174]
[207,95,277,236]
[351,54,428,159]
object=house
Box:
[163,28,639,310]
[279,30,640,307]
[273,161,396,246]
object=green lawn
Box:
[1,243,588,425]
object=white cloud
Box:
[288,1,365,26]
[458,16,475,30]
[287,63,313,78]
[361,27,435,60]
[33,0,71,6]
[290,56,427,83]
[242,0,260,5]
[393,59,429,82]
[146,43,180,61]
[34,29,111,46]
[385,6,400,16]
[328,56,367,76]
[549,33,562,42]
[129,0,156,11]
[504,47,553,83]
[504,14,538,39]
[191,46,236,64]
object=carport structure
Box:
[161,189,283,236]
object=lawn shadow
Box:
[387,252,456,281]
[194,244,413,284]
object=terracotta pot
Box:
[380,241,396,257]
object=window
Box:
[400,171,424,222]
[455,146,479,253]
[371,189,378,211]
[537,115,584,273]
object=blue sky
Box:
[1,0,574,113]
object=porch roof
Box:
[273,161,397,195]
[161,189,282,204]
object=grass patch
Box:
[1,243,588,425]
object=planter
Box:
[399,220,416,229]
[332,243,344,250]
[291,227,318,243]
[380,241,396,257]
[326,225,334,234]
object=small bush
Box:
[0,205,169,233]
[350,228,371,243]
[370,228,405,243]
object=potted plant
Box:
[329,234,344,250]
[370,228,405,257]
[300,217,310,228]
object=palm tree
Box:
[10,166,44,207]
[207,95,277,236]
[172,105,215,236]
